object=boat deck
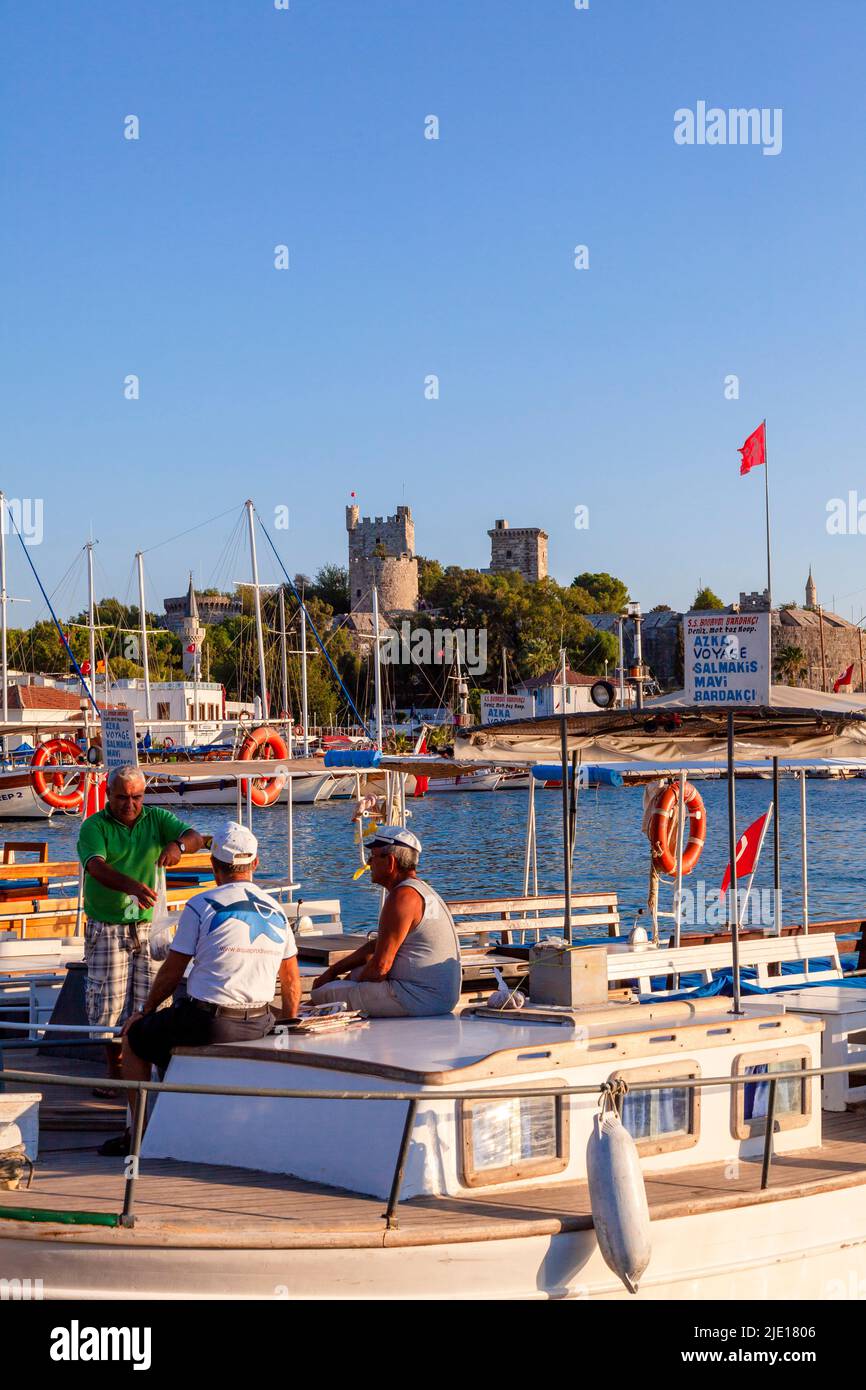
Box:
[3,1050,866,1248]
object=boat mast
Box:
[245,500,269,721]
[279,586,289,719]
[135,551,153,738]
[0,493,7,757]
[86,540,97,715]
[371,584,384,749]
[299,585,310,755]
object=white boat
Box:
[4,989,866,1300]
[425,771,501,794]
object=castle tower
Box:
[488,519,548,582]
[806,567,817,610]
[180,573,205,678]
[346,503,419,613]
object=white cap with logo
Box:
[368,825,422,856]
[211,820,259,867]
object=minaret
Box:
[180,573,205,679]
[805,567,817,610]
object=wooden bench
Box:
[604,931,843,996]
[446,893,621,947]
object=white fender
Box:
[586,1111,652,1294]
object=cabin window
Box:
[459,1094,569,1187]
[611,1062,701,1155]
[157,702,170,721]
[732,1047,811,1139]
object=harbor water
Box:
[26,778,866,934]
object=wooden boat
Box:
[4,992,866,1299]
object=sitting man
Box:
[312,827,461,1017]
[113,820,301,1152]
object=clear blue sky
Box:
[3,0,866,622]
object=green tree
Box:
[311,566,349,613]
[774,644,807,686]
[570,572,630,613]
[692,586,725,611]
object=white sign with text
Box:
[100,709,139,771]
[684,611,771,705]
[480,693,534,725]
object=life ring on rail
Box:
[30,738,87,812]
[647,781,706,876]
[239,726,288,807]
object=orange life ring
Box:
[30,738,87,812]
[239,726,288,807]
[647,781,706,876]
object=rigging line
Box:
[255,511,367,729]
[139,503,243,556]
[8,526,99,715]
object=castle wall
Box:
[488,521,548,582]
[346,504,418,612]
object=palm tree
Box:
[774,644,807,686]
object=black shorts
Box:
[127,997,275,1073]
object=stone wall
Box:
[488,519,548,582]
[346,504,418,612]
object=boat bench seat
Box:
[605,932,843,995]
[446,893,620,946]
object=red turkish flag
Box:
[721,809,770,893]
[80,659,92,676]
[186,642,197,654]
[834,663,855,693]
[83,773,106,819]
[738,422,766,475]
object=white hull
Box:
[143,773,335,808]
[0,772,54,820]
[4,1182,866,1300]
[426,773,501,794]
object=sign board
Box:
[683,611,771,706]
[480,693,534,725]
[100,709,139,771]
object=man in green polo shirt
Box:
[77,764,207,1047]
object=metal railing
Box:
[0,1054,858,1231]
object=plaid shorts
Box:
[83,920,160,1029]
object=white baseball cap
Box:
[368,826,422,856]
[211,820,258,866]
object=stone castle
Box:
[488,519,548,583]
[346,504,419,614]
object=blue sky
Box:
[3,0,866,622]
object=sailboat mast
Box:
[245,500,269,720]
[86,541,97,707]
[136,551,152,725]
[0,493,8,746]
[371,584,384,749]
[300,587,310,755]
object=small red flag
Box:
[186,642,197,654]
[80,659,92,676]
[834,663,855,693]
[738,421,766,475]
[721,809,770,893]
[83,773,106,818]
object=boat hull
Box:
[2,1182,866,1300]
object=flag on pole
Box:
[83,772,106,818]
[738,422,766,475]
[834,663,855,693]
[721,808,771,893]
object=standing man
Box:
[77,764,207,1139]
[311,827,461,1017]
[116,821,300,1152]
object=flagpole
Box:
[763,418,772,610]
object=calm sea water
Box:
[33,779,866,934]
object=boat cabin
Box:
[141,998,822,1202]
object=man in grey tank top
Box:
[311,827,462,1017]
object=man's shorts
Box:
[84,921,160,1029]
[311,973,412,1018]
[127,997,275,1074]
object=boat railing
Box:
[0,1046,856,1232]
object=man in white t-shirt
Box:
[110,821,300,1153]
